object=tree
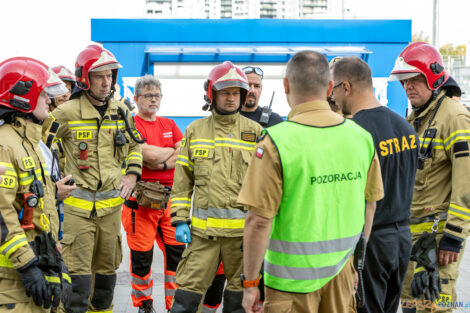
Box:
[440,44,466,57]
[412,31,430,43]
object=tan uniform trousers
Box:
[175,234,243,295]
[0,278,48,313]
[58,208,123,313]
[263,257,356,313]
[401,232,466,313]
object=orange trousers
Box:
[122,198,185,310]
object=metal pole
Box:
[432,0,438,47]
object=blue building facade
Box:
[91,19,411,131]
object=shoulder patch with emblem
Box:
[241,132,256,142]
[256,147,264,159]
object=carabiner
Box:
[39,213,50,231]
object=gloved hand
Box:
[175,223,191,243]
[18,261,51,308]
[411,266,429,298]
[410,232,441,301]
[44,270,61,308]
[59,258,72,306]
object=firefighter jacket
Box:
[0,117,58,280]
[407,90,470,242]
[170,111,263,238]
[50,93,142,219]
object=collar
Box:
[12,117,43,144]
[79,93,119,120]
[407,90,446,122]
[287,100,331,120]
[212,109,239,126]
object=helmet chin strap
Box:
[86,89,115,104]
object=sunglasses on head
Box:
[242,66,264,78]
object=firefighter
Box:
[121,74,185,312]
[0,57,71,312]
[51,44,143,313]
[50,66,76,110]
[389,42,470,313]
[170,61,263,313]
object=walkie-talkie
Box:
[259,91,275,127]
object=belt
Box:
[372,219,409,231]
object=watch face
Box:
[79,142,88,151]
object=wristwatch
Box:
[240,274,261,288]
[163,161,167,170]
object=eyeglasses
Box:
[242,66,264,78]
[333,81,344,90]
[142,93,162,100]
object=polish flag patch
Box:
[256,147,264,159]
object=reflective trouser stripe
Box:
[131,273,153,305]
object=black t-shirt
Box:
[241,106,284,127]
[93,103,108,118]
[353,106,419,226]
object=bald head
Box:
[285,51,331,97]
[332,57,373,90]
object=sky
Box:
[0,0,469,68]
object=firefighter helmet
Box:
[203,61,249,110]
[74,44,122,90]
[0,57,67,113]
[389,42,449,90]
[52,65,76,83]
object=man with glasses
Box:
[241,66,283,127]
[121,74,185,313]
[170,61,262,313]
[331,57,418,313]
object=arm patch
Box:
[453,141,469,153]
[445,223,463,233]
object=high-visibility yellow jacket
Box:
[407,91,470,242]
[171,111,263,238]
[0,118,57,282]
[50,94,142,218]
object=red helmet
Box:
[74,44,121,90]
[389,42,449,90]
[203,61,249,110]
[52,65,76,83]
[0,57,67,113]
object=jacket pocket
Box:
[415,158,432,190]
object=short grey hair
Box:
[285,50,330,96]
[134,74,162,96]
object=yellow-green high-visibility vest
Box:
[264,119,375,293]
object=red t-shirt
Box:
[134,115,183,186]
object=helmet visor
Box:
[388,72,420,82]
[45,68,69,97]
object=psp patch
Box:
[241,132,256,142]
[76,131,92,140]
[0,175,16,189]
[22,157,35,169]
[193,148,209,158]
[256,147,264,159]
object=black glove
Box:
[59,257,72,306]
[411,266,429,298]
[427,268,441,301]
[44,270,61,308]
[410,232,441,301]
[18,261,51,308]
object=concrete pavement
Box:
[114,228,470,313]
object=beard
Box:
[245,95,257,108]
